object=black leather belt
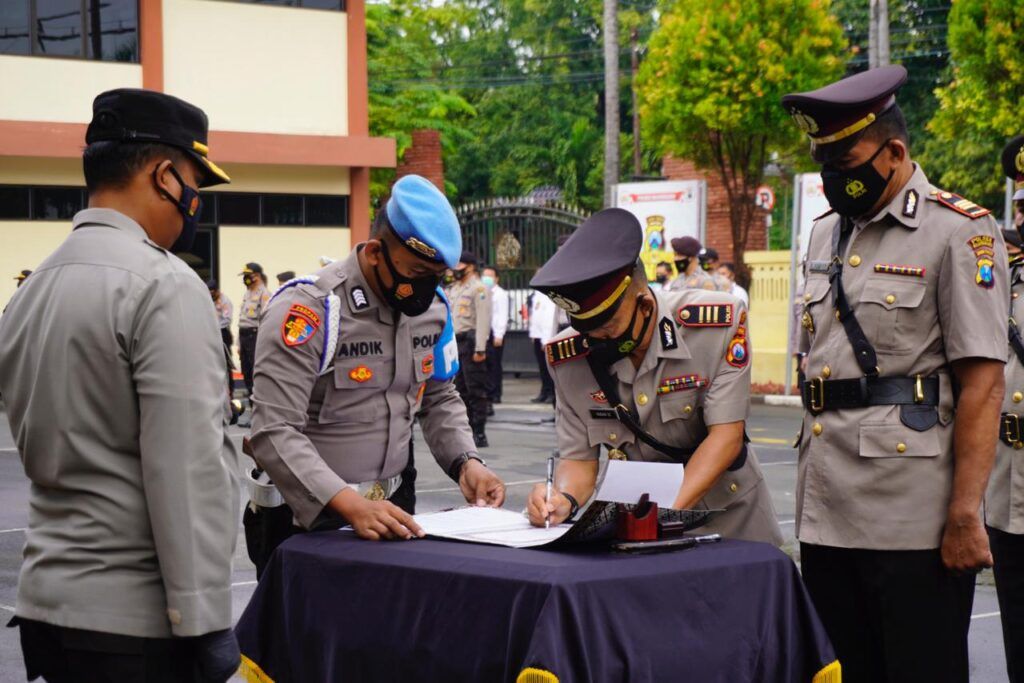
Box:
[801,375,939,414]
[1001,413,1024,448]
[455,332,472,342]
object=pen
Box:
[544,455,554,529]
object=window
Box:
[306,195,348,226]
[0,1,138,63]
[33,187,84,220]
[236,1,345,9]
[0,187,31,219]
[262,194,303,226]
[218,194,261,225]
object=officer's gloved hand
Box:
[191,628,241,683]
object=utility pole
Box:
[630,27,641,178]
[868,0,890,68]
[603,0,619,207]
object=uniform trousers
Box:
[486,335,504,403]
[454,335,489,432]
[989,525,1024,682]
[238,327,258,396]
[800,543,975,683]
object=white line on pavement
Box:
[418,478,544,494]
[232,581,257,588]
[779,520,795,525]
[0,604,14,612]
[972,611,1001,621]
[0,528,26,534]
[760,461,797,467]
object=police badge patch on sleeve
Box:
[282,304,321,347]
[726,313,749,368]
[968,235,996,288]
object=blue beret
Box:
[386,175,462,268]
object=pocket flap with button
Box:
[858,420,939,458]
[803,276,831,306]
[414,350,435,383]
[861,278,927,311]
[586,421,634,449]
[659,393,698,423]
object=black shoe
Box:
[493,397,502,404]
[487,405,495,417]
[473,431,489,448]
[530,393,551,404]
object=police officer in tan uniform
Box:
[987,135,1024,682]
[246,175,505,576]
[449,251,492,447]
[238,262,269,397]
[784,66,1007,681]
[524,209,781,545]
[668,236,718,291]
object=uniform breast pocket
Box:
[859,278,927,354]
[585,420,635,450]
[657,393,704,446]
[318,361,387,424]
[802,276,831,339]
[858,420,940,458]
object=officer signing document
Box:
[0,90,241,682]
[246,175,506,575]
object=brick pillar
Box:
[661,155,768,260]
[394,129,445,191]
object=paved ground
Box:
[0,378,1009,681]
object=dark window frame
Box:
[0,1,140,64]
[228,0,346,10]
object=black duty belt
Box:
[802,375,939,414]
[1001,413,1024,448]
[455,332,473,342]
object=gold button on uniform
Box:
[609,432,617,442]
[848,255,862,267]
[637,393,649,406]
[1014,392,1023,404]
[729,483,738,493]
[821,365,831,379]
[680,309,691,320]
[682,405,693,415]
[804,292,812,302]
[896,443,907,454]
[812,423,823,436]
[885,294,896,305]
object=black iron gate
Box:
[457,198,590,374]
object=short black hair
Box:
[813,104,909,164]
[83,141,189,194]
[656,261,672,270]
[371,206,391,239]
[720,262,736,274]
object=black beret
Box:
[458,251,478,267]
[671,236,702,257]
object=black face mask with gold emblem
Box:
[587,294,652,366]
[820,138,894,218]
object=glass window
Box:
[32,187,83,220]
[0,187,31,219]
[198,193,217,226]
[218,193,260,225]
[305,195,348,226]
[87,0,138,62]
[35,0,84,58]
[300,0,344,9]
[262,194,303,225]
[0,3,30,55]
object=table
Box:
[236,532,838,683]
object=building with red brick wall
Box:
[395,129,445,192]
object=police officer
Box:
[276,270,296,289]
[0,89,240,681]
[238,261,269,396]
[524,209,782,545]
[13,269,31,288]
[449,250,492,447]
[247,175,505,574]
[987,135,1024,682]
[668,236,717,291]
[783,66,1007,681]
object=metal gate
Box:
[457,198,590,374]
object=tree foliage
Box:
[637,0,846,278]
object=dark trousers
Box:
[486,336,504,402]
[11,617,197,682]
[989,525,1024,682]
[238,327,258,396]
[532,338,554,397]
[800,543,975,683]
[219,327,233,349]
[455,335,489,431]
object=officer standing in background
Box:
[668,236,717,291]
[13,270,31,288]
[525,209,781,545]
[238,262,269,397]
[784,66,1006,681]
[482,265,508,408]
[247,175,505,576]
[208,279,234,349]
[987,135,1024,682]
[0,89,240,682]
[449,251,492,447]
[276,270,296,289]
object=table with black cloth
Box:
[236,531,838,683]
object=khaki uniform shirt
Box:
[797,165,1008,550]
[249,248,476,528]
[548,288,783,545]
[986,258,1024,534]
[449,275,492,353]
[0,209,240,638]
[668,267,718,292]
[214,293,233,330]
[239,283,270,329]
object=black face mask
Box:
[821,139,895,218]
[452,268,468,281]
[655,274,669,285]
[587,295,653,366]
[154,164,202,253]
[674,258,690,273]
[374,240,439,317]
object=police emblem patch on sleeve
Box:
[281,304,321,347]
[726,320,749,368]
[968,235,996,288]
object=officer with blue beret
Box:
[246,174,506,575]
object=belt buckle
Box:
[808,377,825,414]
[1005,414,1023,448]
[364,481,387,501]
[914,374,925,404]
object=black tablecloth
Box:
[236,532,837,683]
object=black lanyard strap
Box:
[829,217,879,376]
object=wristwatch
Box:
[448,452,486,481]
[562,492,580,521]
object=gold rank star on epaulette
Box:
[927,188,992,219]
[676,303,734,327]
[546,334,590,366]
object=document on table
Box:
[593,460,684,508]
[413,506,571,548]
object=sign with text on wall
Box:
[614,180,706,282]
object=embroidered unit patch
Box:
[281,304,321,347]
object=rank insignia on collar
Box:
[350,286,370,311]
[659,316,678,350]
[677,303,733,327]
[590,390,607,403]
[281,304,321,347]
[546,335,590,366]
[657,374,709,394]
[902,189,919,218]
[874,263,925,278]
[929,189,992,219]
[349,365,374,383]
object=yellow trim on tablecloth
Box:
[517,667,559,683]
[812,659,842,683]
[239,654,276,683]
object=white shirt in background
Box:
[490,284,509,341]
[528,291,558,344]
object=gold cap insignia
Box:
[405,236,437,259]
[549,292,581,314]
[1015,146,1024,174]
[790,108,819,135]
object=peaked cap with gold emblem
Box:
[1001,135,1024,201]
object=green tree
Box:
[637,0,846,283]
[923,0,1023,213]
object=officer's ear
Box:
[152,159,180,201]
[364,238,384,267]
[886,138,908,166]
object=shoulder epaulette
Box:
[927,188,992,220]
[546,335,590,366]
[676,303,734,327]
[813,208,836,222]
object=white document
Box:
[594,460,684,508]
[413,506,571,548]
